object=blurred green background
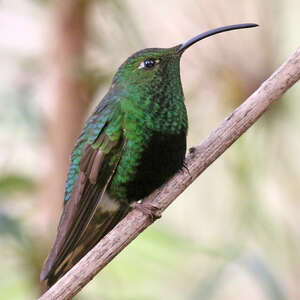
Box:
[1,0,300,299]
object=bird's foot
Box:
[130,202,161,221]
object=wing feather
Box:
[40,128,125,283]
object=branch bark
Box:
[39,47,300,300]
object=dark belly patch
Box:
[125,130,186,202]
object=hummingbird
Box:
[41,23,258,286]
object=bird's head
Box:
[112,23,258,91]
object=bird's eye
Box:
[138,58,158,70]
[144,58,156,69]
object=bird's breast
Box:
[107,128,187,202]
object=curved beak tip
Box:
[177,23,259,53]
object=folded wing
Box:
[40,123,127,286]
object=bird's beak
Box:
[177,23,258,53]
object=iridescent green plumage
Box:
[65,46,187,202]
[41,23,258,286]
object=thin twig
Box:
[38,47,300,300]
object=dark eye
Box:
[144,58,156,69]
[139,58,158,70]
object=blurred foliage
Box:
[0,212,23,240]
[241,255,285,300]
[0,175,35,197]
[1,0,300,299]
[193,255,285,300]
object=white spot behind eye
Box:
[138,61,145,69]
[138,59,160,70]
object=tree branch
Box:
[39,47,300,300]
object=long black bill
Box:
[177,23,258,53]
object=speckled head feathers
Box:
[112,45,182,87]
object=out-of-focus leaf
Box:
[191,265,227,300]
[192,254,286,300]
[0,211,23,240]
[30,0,49,5]
[0,174,35,197]
[240,255,286,300]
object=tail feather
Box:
[46,195,129,287]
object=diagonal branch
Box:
[39,47,300,300]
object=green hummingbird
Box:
[41,23,258,286]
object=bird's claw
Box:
[130,202,161,221]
